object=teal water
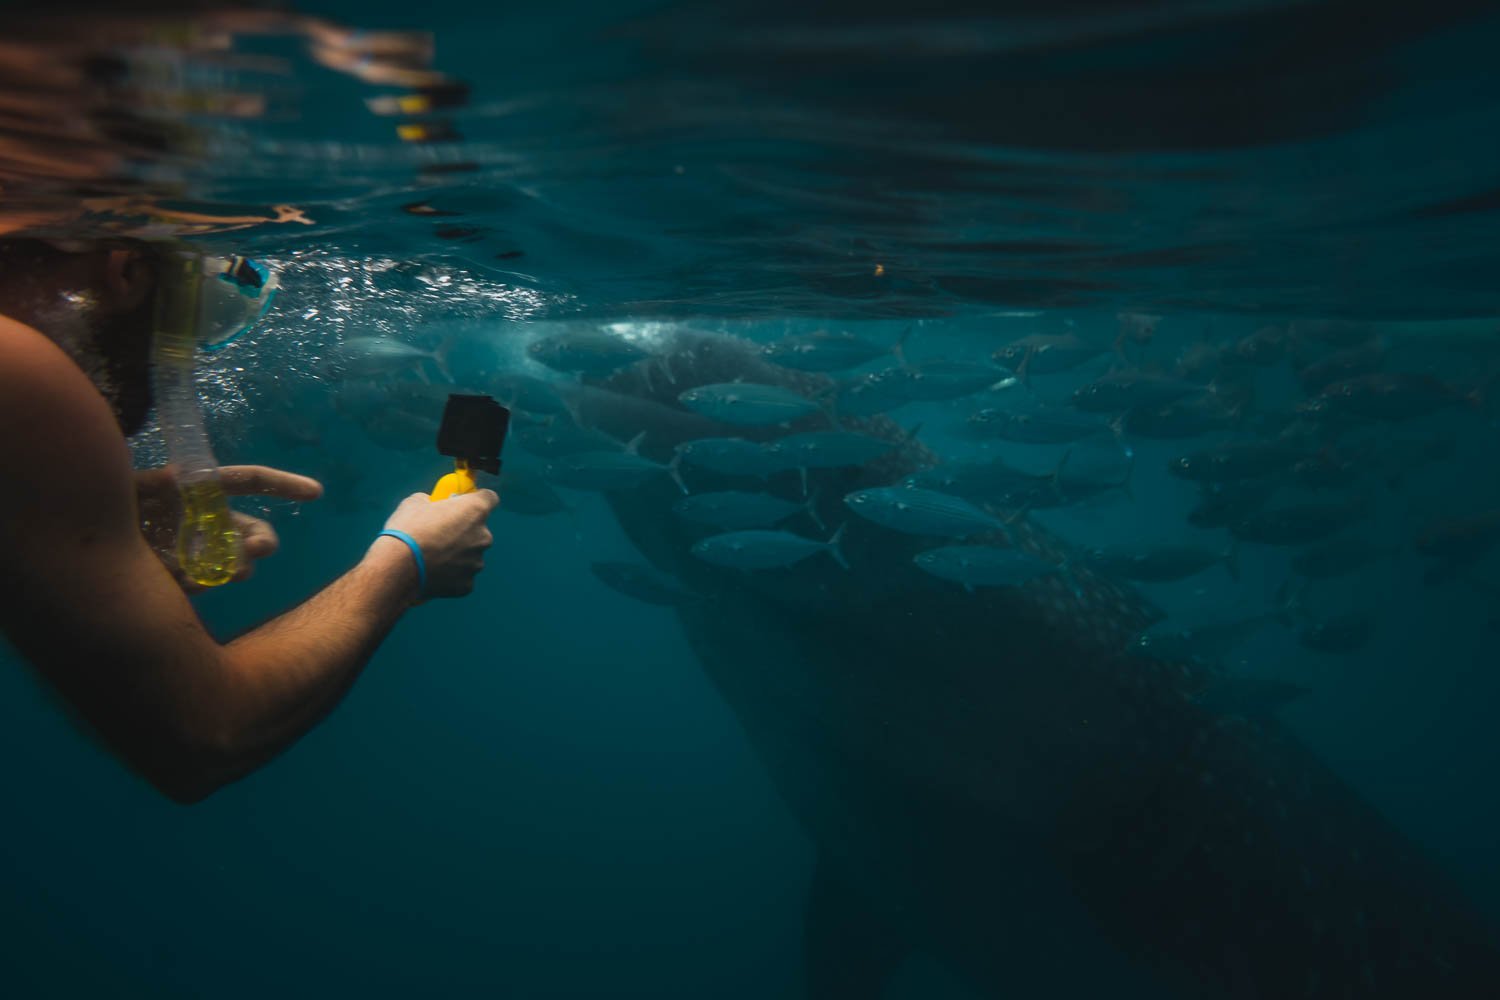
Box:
[3,2,1500,997]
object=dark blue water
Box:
[3,2,1500,997]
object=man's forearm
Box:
[208,536,420,778]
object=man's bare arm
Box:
[0,320,495,802]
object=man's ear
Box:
[102,248,155,312]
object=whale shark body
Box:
[562,329,1500,998]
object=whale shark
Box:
[559,328,1500,998]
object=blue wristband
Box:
[378,529,427,596]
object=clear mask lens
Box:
[195,255,279,351]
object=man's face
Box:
[24,246,159,435]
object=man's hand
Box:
[136,465,324,591]
[2,323,435,802]
[378,489,499,598]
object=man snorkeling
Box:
[0,237,498,803]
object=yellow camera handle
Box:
[430,459,476,501]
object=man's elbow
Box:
[149,770,222,806]
[140,722,249,805]
[140,748,238,805]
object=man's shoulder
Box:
[0,313,130,485]
[0,314,73,390]
[1,313,103,405]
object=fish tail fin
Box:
[1050,448,1073,502]
[1471,371,1500,414]
[800,466,809,498]
[1051,552,1088,601]
[980,501,1018,545]
[1016,346,1034,383]
[804,489,827,531]
[1064,568,1088,602]
[1052,447,1072,486]
[1224,541,1241,582]
[1001,506,1030,526]
[811,382,841,427]
[826,523,850,570]
[1273,578,1305,627]
[892,325,913,367]
[559,389,589,433]
[1229,382,1256,423]
[432,333,459,384]
[667,450,689,495]
[623,430,647,455]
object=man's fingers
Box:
[233,512,280,560]
[219,465,324,501]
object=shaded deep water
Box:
[3,2,1500,997]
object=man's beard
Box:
[33,292,155,436]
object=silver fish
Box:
[1131,592,1295,664]
[496,472,571,517]
[1083,543,1238,583]
[545,433,684,493]
[993,333,1106,376]
[527,327,648,375]
[1298,613,1375,654]
[674,437,785,478]
[1231,499,1368,546]
[336,336,450,379]
[1072,372,1204,412]
[844,486,1009,539]
[913,545,1058,591]
[839,361,1013,414]
[835,366,915,415]
[1168,439,1314,484]
[898,359,1015,402]
[904,459,1054,504]
[1192,675,1310,718]
[673,490,821,530]
[514,419,625,459]
[764,431,894,489]
[590,561,698,607]
[352,408,439,452]
[482,371,571,416]
[1291,537,1392,579]
[691,526,848,571]
[1301,373,1474,422]
[678,382,822,426]
[762,328,908,372]
[965,405,1111,444]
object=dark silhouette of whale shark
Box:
[557,327,1500,998]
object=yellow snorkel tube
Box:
[151,249,280,587]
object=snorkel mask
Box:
[152,249,279,587]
